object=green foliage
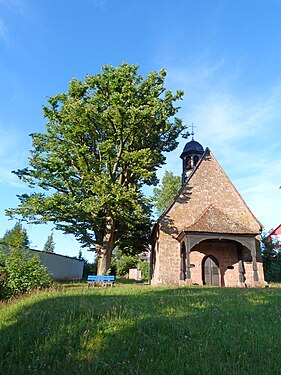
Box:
[153,170,181,216]
[112,247,137,276]
[78,249,83,260]
[262,236,281,282]
[115,220,152,256]
[83,259,98,278]
[0,222,30,251]
[0,224,51,299]
[116,256,139,276]
[43,232,55,253]
[6,63,185,274]
[139,260,150,279]
[112,247,150,278]
[0,247,51,300]
[77,250,97,279]
[0,261,8,300]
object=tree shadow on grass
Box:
[0,286,281,375]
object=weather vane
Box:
[182,123,197,140]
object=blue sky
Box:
[0,0,280,262]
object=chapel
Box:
[150,137,265,287]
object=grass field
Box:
[1,285,281,375]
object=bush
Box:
[140,261,150,280]
[262,237,281,282]
[116,255,139,276]
[83,259,97,278]
[0,247,52,300]
[0,265,9,300]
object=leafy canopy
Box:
[43,233,55,253]
[0,222,30,251]
[7,63,185,256]
[153,170,182,216]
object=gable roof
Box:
[156,147,262,235]
[267,223,281,237]
[156,147,209,223]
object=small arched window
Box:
[193,155,199,166]
[185,156,192,170]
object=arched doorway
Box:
[202,255,221,286]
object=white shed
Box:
[30,249,84,280]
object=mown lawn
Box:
[0,285,281,375]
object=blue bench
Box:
[87,275,115,287]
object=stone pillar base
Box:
[237,281,246,288]
[179,279,193,286]
[245,281,268,288]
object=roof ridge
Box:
[156,147,210,223]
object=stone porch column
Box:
[184,236,192,280]
[250,238,259,282]
[237,244,246,287]
[180,244,185,281]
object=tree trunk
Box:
[97,249,113,275]
[96,215,116,275]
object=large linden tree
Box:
[7,63,185,274]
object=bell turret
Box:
[180,138,204,186]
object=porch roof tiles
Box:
[183,204,259,235]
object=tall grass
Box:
[0,285,281,375]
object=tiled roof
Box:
[184,204,258,234]
[267,223,281,236]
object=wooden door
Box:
[203,256,220,286]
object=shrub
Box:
[116,255,139,276]
[140,260,150,279]
[83,259,97,278]
[112,250,150,279]
[0,265,9,300]
[0,247,52,300]
[262,236,281,282]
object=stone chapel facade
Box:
[150,139,265,287]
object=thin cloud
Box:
[166,62,281,166]
[191,92,279,151]
[0,0,30,42]
[0,168,24,187]
[162,61,281,231]
[0,123,30,187]
[0,0,28,16]
[168,63,281,144]
[0,17,8,42]
[91,0,106,10]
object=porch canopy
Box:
[176,205,262,283]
